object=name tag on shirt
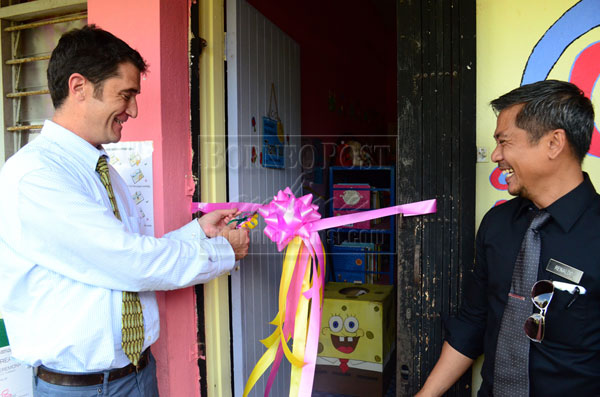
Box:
[546,258,583,284]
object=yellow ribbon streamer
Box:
[277,238,306,368]
[243,237,307,397]
[289,249,311,396]
[242,336,279,397]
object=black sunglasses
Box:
[524,280,586,342]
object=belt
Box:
[37,349,151,387]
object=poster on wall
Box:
[262,116,285,169]
[105,141,155,236]
[0,318,33,397]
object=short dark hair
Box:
[47,25,147,109]
[490,80,595,163]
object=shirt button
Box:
[141,304,145,310]
[147,336,151,341]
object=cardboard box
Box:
[318,282,395,364]
[313,356,395,396]
[314,282,395,395]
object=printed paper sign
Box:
[105,141,155,236]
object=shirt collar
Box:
[41,119,105,170]
[546,172,596,232]
[513,172,596,233]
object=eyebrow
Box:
[120,88,141,95]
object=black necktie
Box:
[493,209,551,397]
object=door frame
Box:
[198,0,233,396]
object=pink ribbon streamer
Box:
[264,247,309,396]
[298,234,326,396]
[192,190,436,239]
[193,189,436,395]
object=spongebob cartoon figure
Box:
[314,282,395,396]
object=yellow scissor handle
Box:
[240,213,259,229]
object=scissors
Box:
[227,212,259,229]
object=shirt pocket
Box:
[543,288,586,346]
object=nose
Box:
[491,143,502,163]
[127,97,138,118]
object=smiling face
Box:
[83,62,141,146]
[491,105,550,201]
[325,314,364,354]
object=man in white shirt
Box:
[0,25,249,396]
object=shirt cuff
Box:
[444,316,484,359]
[204,235,236,275]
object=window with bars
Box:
[0,0,86,165]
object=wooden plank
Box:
[0,0,86,22]
[6,88,48,97]
[419,0,434,389]
[4,14,85,31]
[6,54,50,64]
[452,0,476,394]
[7,124,42,131]
[396,0,424,394]
[396,0,476,395]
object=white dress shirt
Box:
[0,120,235,372]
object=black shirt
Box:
[446,173,600,396]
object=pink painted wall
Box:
[88,1,200,396]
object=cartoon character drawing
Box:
[132,191,144,205]
[129,152,141,167]
[131,169,144,184]
[317,284,394,373]
[323,314,363,356]
[109,156,121,166]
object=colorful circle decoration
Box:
[494,199,508,207]
[521,0,600,156]
[490,0,600,198]
[490,167,508,191]
[570,41,600,156]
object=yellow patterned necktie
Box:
[96,155,145,367]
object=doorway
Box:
[201,0,476,395]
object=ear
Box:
[67,73,88,101]
[546,128,566,160]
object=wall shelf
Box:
[327,166,396,284]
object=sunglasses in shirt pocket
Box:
[543,288,587,347]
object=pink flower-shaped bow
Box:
[258,187,321,251]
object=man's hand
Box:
[220,225,250,261]
[197,209,241,238]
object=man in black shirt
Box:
[417,80,599,396]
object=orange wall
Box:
[88,1,200,396]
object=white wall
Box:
[227,1,302,396]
